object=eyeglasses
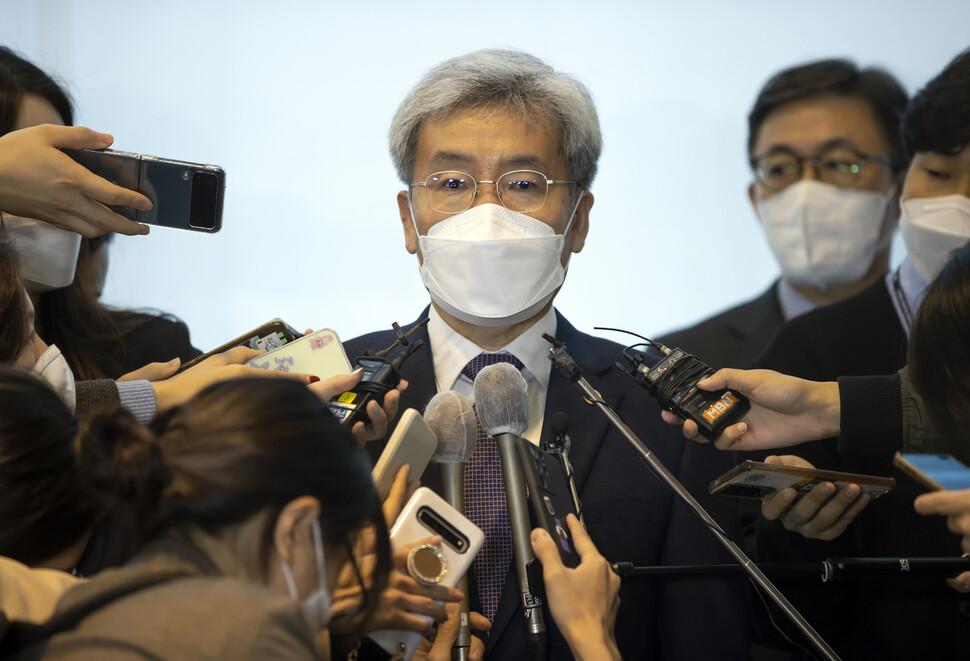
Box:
[409,170,577,214]
[752,145,894,192]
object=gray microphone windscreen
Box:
[473,362,529,437]
[425,391,478,463]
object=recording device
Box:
[596,327,749,441]
[328,320,428,427]
[368,487,484,661]
[473,362,548,659]
[894,453,970,491]
[709,460,895,501]
[371,408,439,501]
[177,318,301,373]
[543,412,584,527]
[64,148,225,232]
[245,328,351,379]
[424,390,479,661]
[517,438,582,568]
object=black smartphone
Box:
[64,148,225,232]
[177,319,301,373]
[516,437,582,568]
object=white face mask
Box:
[31,344,77,413]
[279,519,331,632]
[756,180,893,290]
[412,200,581,327]
[1,213,81,293]
[899,194,970,283]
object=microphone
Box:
[424,391,478,661]
[473,362,548,661]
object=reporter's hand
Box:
[531,515,621,661]
[0,125,152,237]
[151,346,317,411]
[330,537,463,637]
[382,464,420,527]
[761,455,870,541]
[117,357,181,382]
[914,489,970,556]
[660,368,841,451]
[413,603,489,661]
[308,372,407,444]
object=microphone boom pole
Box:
[543,334,841,661]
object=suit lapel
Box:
[484,312,624,650]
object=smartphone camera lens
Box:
[182,170,190,180]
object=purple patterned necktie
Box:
[462,352,526,622]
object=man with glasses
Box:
[344,49,748,660]
[661,60,908,369]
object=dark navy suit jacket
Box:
[345,309,749,660]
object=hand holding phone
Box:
[896,453,970,491]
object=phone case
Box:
[371,409,438,500]
[709,460,895,500]
[177,319,300,373]
[894,453,970,491]
[244,328,350,379]
[368,487,484,661]
[516,438,581,568]
[65,148,225,232]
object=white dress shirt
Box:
[426,305,558,445]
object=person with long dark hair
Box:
[0,46,201,380]
[2,374,394,660]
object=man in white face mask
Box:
[748,47,970,661]
[343,49,749,660]
[661,59,908,369]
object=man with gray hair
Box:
[345,49,748,659]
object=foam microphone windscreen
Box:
[425,391,479,464]
[473,362,530,437]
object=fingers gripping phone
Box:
[709,460,895,501]
[368,487,484,661]
[245,329,351,379]
[64,148,225,232]
[516,438,582,568]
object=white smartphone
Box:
[371,409,438,500]
[244,328,350,379]
[368,487,484,661]
[894,453,970,491]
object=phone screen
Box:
[899,454,970,491]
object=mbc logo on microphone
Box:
[701,391,741,424]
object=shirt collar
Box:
[427,305,558,391]
[776,278,817,321]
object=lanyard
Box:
[890,268,915,334]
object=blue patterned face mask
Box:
[279,519,331,632]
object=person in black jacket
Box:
[660,59,907,370]
[747,46,970,661]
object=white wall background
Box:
[2,0,969,351]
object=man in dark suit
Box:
[344,49,748,660]
[661,60,908,369]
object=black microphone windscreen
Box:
[550,411,569,436]
[425,391,478,463]
[473,362,529,437]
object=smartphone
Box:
[516,437,581,568]
[245,328,351,379]
[368,487,484,660]
[894,453,970,491]
[371,409,438,500]
[709,460,895,501]
[64,148,225,232]
[177,319,301,373]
